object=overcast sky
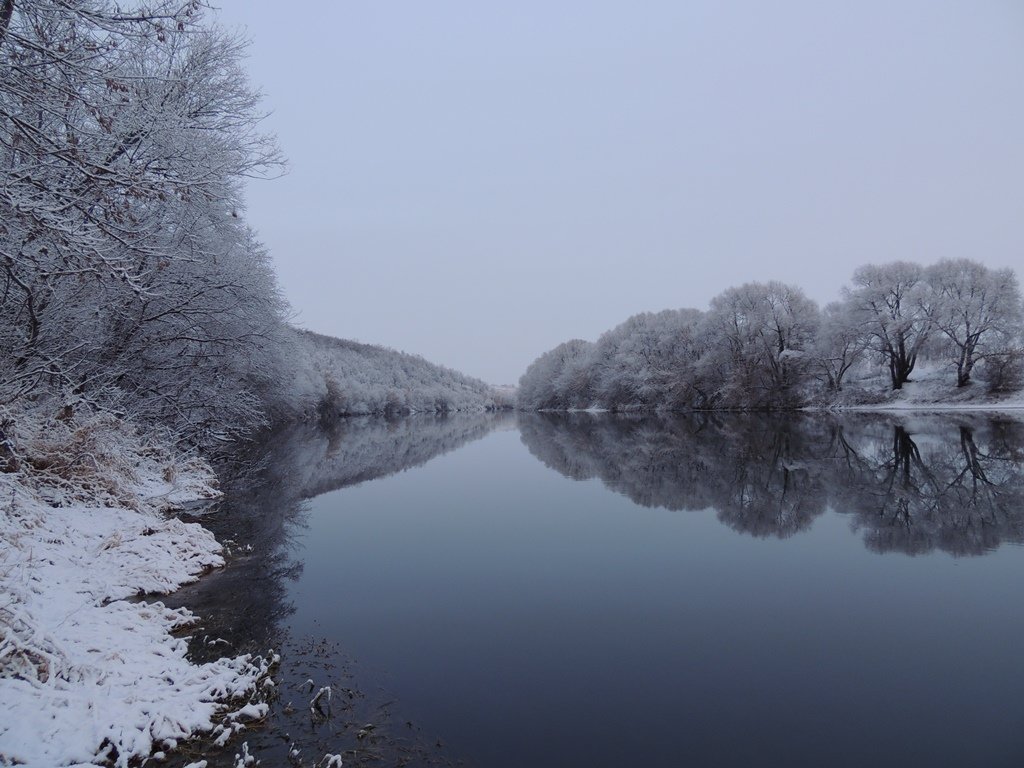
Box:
[213,1,1024,384]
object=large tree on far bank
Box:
[924,259,1022,387]
[844,262,930,390]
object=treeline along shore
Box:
[518,260,1023,412]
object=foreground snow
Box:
[0,414,272,767]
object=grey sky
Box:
[214,1,1024,384]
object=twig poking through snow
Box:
[234,742,257,767]
[310,685,332,717]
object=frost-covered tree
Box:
[843,262,930,390]
[517,339,595,411]
[700,281,819,408]
[517,309,710,412]
[586,309,705,410]
[0,0,287,440]
[645,308,708,409]
[923,259,1023,387]
[516,261,1023,412]
[291,329,503,420]
[812,301,869,392]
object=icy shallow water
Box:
[275,411,1024,768]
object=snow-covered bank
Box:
[0,413,272,767]
[810,369,1024,412]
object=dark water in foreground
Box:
[174,411,1024,767]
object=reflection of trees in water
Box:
[518,412,1024,556]
[294,412,510,499]
[169,411,510,654]
[519,413,829,539]
[829,416,1024,556]
[162,412,509,767]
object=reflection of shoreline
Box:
[518,411,1024,557]
[163,412,510,767]
[297,411,516,499]
[174,410,511,647]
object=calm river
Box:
[170,411,1024,768]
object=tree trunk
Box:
[956,342,976,387]
[889,339,915,390]
[890,358,901,389]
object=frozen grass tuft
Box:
[0,405,220,512]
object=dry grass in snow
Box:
[0,409,274,767]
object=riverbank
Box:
[808,369,1024,411]
[525,371,1024,414]
[0,411,274,767]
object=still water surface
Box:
[277,412,1024,767]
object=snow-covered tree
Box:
[517,339,595,411]
[700,281,819,408]
[516,260,1024,412]
[291,329,503,419]
[0,0,287,440]
[923,259,1023,387]
[588,309,706,410]
[843,262,931,390]
[812,301,870,392]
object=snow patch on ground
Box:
[0,412,272,767]
[851,383,1023,412]
[821,365,1024,412]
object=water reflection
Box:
[163,412,510,766]
[518,412,1024,556]
[177,412,511,642]
[164,409,1024,768]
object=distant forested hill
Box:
[277,328,510,421]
